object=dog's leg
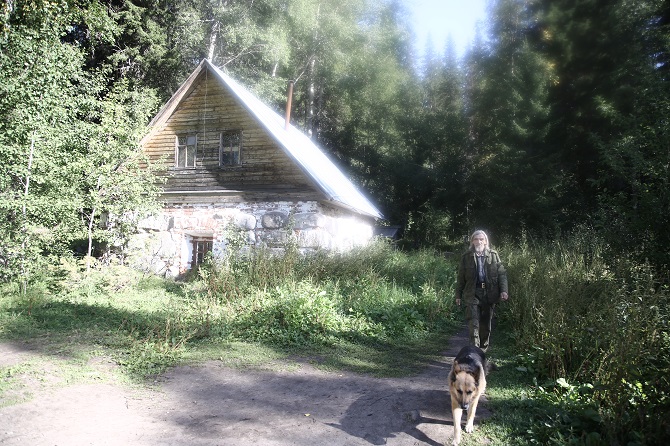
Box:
[452,404,463,445]
[464,395,481,433]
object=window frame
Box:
[175,134,197,168]
[191,237,213,267]
[219,131,242,167]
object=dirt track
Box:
[0,327,490,446]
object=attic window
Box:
[220,131,242,166]
[176,135,197,167]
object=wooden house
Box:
[129,59,382,276]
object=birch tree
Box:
[0,1,160,283]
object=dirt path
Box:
[0,327,489,446]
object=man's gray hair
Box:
[470,230,489,248]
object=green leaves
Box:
[0,5,160,281]
[2,0,670,277]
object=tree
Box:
[460,0,556,236]
[586,0,670,265]
[401,36,468,247]
[0,2,87,285]
[540,0,638,210]
[73,80,160,269]
[0,0,159,283]
[310,0,418,223]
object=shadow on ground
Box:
[0,325,494,446]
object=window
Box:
[220,131,242,166]
[192,238,213,267]
[176,135,197,167]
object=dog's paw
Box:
[465,422,474,433]
[451,437,460,446]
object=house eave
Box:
[158,190,380,219]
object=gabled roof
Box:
[143,59,382,219]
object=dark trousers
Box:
[467,287,495,350]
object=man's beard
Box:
[474,245,485,253]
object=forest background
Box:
[1,0,669,275]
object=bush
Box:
[229,281,350,346]
[192,239,457,347]
[1,241,461,378]
[501,232,670,444]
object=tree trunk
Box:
[307,56,316,138]
[306,3,321,138]
[208,20,220,62]
[20,131,36,296]
[86,176,102,271]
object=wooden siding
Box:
[143,73,317,199]
[160,189,323,205]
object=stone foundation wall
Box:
[127,200,374,277]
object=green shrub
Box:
[523,378,605,446]
[501,232,670,445]
[192,239,457,346]
[229,281,347,346]
[0,242,459,381]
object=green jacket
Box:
[455,248,508,304]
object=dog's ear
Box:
[449,361,460,382]
[469,370,480,387]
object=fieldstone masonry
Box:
[261,211,288,229]
[127,200,375,277]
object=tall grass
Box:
[5,234,668,443]
[0,240,458,381]
[500,232,670,445]
[198,239,457,345]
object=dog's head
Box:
[450,365,481,410]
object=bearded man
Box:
[455,230,509,351]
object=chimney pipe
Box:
[285,80,294,130]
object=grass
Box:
[460,323,608,446]
[493,233,670,446]
[0,340,124,407]
[2,234,667,445]
[472,334,536,446]
[0,241,460,404]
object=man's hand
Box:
[500,292,509,301]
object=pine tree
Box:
[462,0,554,235]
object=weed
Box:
[498,231,670,445]
[0,242,459,384]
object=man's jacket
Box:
[455,248,508,304]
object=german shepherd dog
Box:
[448,346,490,445]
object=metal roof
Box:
[145,59,382,219]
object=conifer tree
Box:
[462,0,553,235]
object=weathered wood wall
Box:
[142,72,318,203]
[130,65,377,276]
